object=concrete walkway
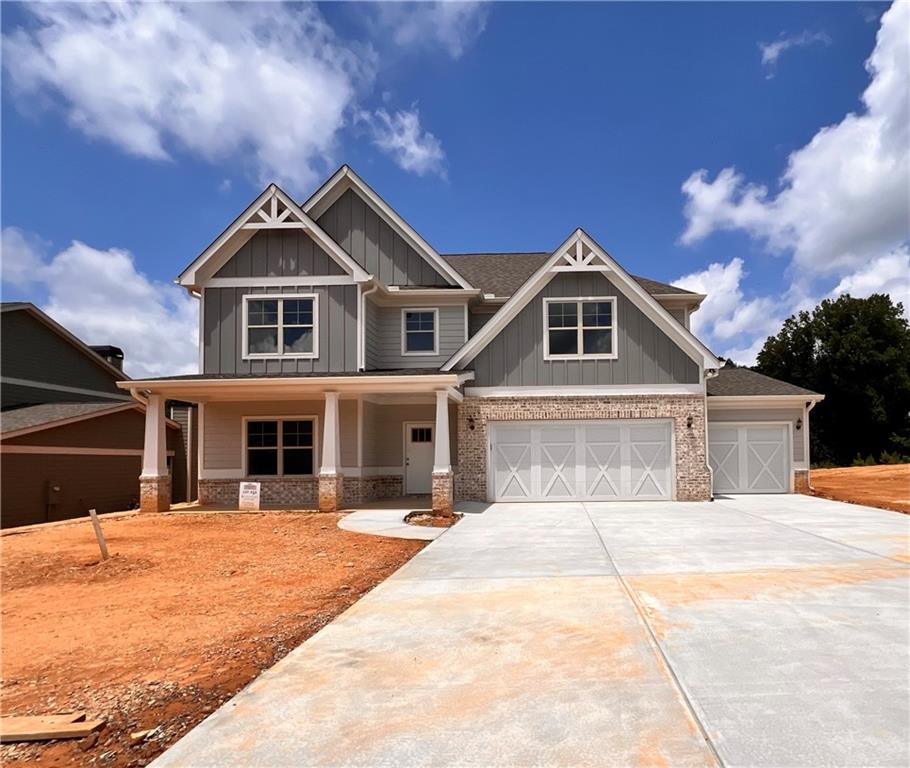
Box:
[152,495,909,768]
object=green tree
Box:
[755,294,910,466]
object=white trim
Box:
[708,420,795,493]
[186,405,194,502]
[463,304,469,342]
[0,376,132,402]
[465,384,705,398]
[708,395,824,409]
[442,229,720,372]
[0,445,175,457]
[241,293,319,360]
[206,276,356,288]
[178,184,371,289]
[356,396,364,468]
[198,289,205,373]
[400,307,439,357]
[241,415,320,479]
[542,296,618,361]
[301,166,473,289]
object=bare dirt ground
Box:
[0,512,425,767]
[809,464,910,514]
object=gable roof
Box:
[177,184,371,289]
[0,302,131,382]
[442,229,720,371]
[301,165,474,290]
[441,252,701,300]
[707,368,822,398]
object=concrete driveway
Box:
[153,495,909,768]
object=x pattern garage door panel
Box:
[709,424,790,494]
[491,420,672,501]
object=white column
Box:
[141,393,167,477]
[322,392,340,474]
[433,390,451,473]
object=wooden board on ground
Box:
[0,712,104,743]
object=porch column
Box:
[140,393,171,513]
[432,390,454,516]
[319,391,343,512]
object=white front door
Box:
[489,420,673,502]
[405,423,434,494]
[709,424,791,494]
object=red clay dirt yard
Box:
[808,464,910,514]
[0,511,425,767]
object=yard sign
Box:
[238,481,261,511]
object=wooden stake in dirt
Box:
[88,509,110,561]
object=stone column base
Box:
[432,471,454,517]
[318,473,344,512]
[140,475,171,513]
[794,469,810,493]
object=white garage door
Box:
[490,420,672,501]
[709,424,791,494]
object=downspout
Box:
[805,399,819,490]
[703,368,719,501]
[358,281,379,371]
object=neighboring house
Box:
[0,303,188,528]
[120,166,823,515]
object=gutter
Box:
[703,368,719,501]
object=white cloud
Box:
[682,1,909,278]
[678,1,910,362]
[374,2,488,59]
[360,107,447,178]
[1,227,197,378]
[759,30,831,77]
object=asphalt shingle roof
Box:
[441,252,699,299]
[707,367,821,397]
[0,402,131,435]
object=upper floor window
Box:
[401,308,438,356]
[243,294,318,359]
[543,297,617,360]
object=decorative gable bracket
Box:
[242,190,308,231]
[551,238,613,273]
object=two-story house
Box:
[120,166,823,515]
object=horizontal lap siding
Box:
[317,189,451,287]
[361,402,457,467]
[213,230,345,278]
[370,304,466,369]
[708,406,805,463]
[470,272,699,387]
[203,400,357,473]
[203,284,358,375]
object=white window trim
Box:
[241,415,320,478]
[542,296,618,361]
[400,307,439,357]
[241,293,319,360]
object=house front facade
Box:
[122,166,823,514]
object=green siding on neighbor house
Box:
[317,188,452,287]
[469,271,700,387]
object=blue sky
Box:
[2,1,907,376]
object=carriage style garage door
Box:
[489,420,673,501]
[708,424,791,494]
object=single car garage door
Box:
[490,420,673,501]
[709,424,791,494]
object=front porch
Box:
[120,372,469,517]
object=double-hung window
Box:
[246,418,315,476]
[244,294,317,358]
[544,297,617,360]
[402,308,438,355]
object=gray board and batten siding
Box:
[203,285,359,375]
[468,272,700,387]
[316,188,453,287]
[213,229,346,278]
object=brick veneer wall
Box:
[455,395,711,502]
[198,475,404,508]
